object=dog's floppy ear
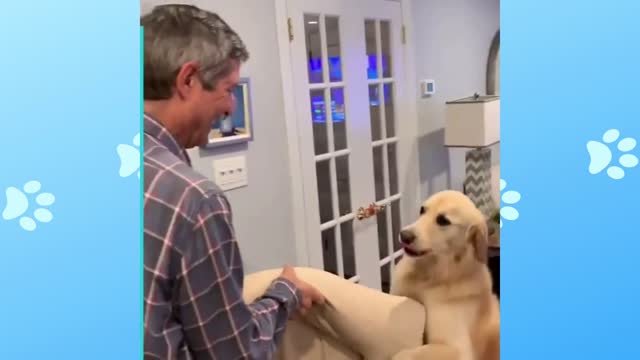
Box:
[465,222,489,263]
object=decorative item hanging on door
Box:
[356,203,386,220]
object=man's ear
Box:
[466,222,488,263]
[174,61,199,98]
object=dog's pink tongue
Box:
[403,246,418,256]
[403,246,429,257]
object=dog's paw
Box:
[392,345,459,360]
[392,349,421,360]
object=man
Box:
[141,5,325,359]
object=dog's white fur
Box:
[391,190,500,360]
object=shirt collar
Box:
[144,113,192,166]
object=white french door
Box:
[286,0,406,291]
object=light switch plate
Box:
[213,155,248,191]
[420,79,435,97]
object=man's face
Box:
[181,61,240,148]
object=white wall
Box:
[140,0,501,272]
[141,0,297,273]
[411,0,500,202]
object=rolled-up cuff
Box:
[262,277,302,314]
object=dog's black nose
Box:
[399,230,415,245]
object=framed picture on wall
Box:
[207,77,253,148]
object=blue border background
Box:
[502,1,640,358]
[2,0,640,359]
[0,2,141,358]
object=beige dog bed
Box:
[243,267,426,360]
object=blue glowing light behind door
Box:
[308,55,390,123]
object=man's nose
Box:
[399,229,416,245]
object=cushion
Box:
[244,267,425,360]
[274,320,361,360]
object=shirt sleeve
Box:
[177,193,301,360]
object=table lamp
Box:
[444,93,500,216]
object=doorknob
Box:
[356,203,386,220]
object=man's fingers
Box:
[292,308,306,321]
[302,296,312,310]
[281,265,295,277]
[309,286,326,304]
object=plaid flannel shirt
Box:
[143,114,301,360]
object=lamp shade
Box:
[444,95,500,147]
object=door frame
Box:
[274,0,421,269]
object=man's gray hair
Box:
[141,4,249,100]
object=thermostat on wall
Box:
[420,79,436,97]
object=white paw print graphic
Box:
[117,133,141,178]
[587,129,638,180]
[2,180,55,232]
[499,179,521,228]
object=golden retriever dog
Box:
[391,190,500,360]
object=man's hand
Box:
[279,265,326,316]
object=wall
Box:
[141,0,297,273]
[139,0,500,273]
[411,0,500,202]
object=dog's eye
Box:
[419,206,425,215]
[436,214,451,226]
